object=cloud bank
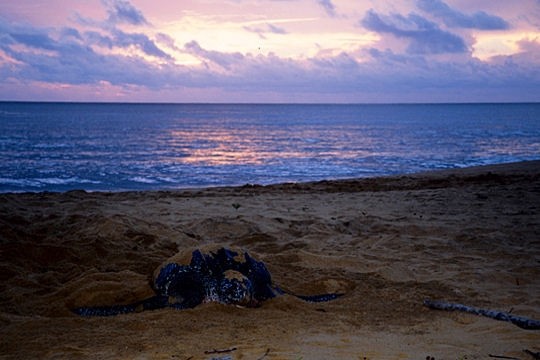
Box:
[416,0,509,30]
[0,0,539,102]
[361,10,468,54]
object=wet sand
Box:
[1,161,539,359]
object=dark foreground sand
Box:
[1,161,539,359]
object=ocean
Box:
[1,102,539,192]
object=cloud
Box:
[361,10,467,54]
[317,0,336,17]
[84,30,114,48]
[494,38,540,65]
[169,41,538,101]
[111,29,173,60]
[9,32,58,51]
[0,16,175,87]
[103,0,148,25]
[267,24,288,35]
[56,28,172,61]
[244,23,288,39]
[155,33,181,52]
[60,1,170,61]
[417,0,509,30]
[60,27,83,41]
[184,41,244,70]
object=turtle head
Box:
[218,270,257,307]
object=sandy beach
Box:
[1,161,539,359]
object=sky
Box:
[0,0,539,103]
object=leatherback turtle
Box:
[73,247,343,316]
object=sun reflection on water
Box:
[168,126,371,166]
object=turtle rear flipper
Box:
[72,295,170,317]
[292,292,344,302]
[275,285,344,302]
[72,304,138,317]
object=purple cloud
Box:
[184,41,244,70]
[7,31,57,51]
[103,0,148,25]
[111,29,173,60]
[417,0,509,30]
[0,17,175,87]
[317,0,336,17]
[155,33,181,52]
[361,10,468,54]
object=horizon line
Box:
[1,100,539,106]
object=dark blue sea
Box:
[1,102,539,192]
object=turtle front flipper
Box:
[154,262,205,308]
[72,295,170,316]
[242,252,280,302]
[241,252,343,303]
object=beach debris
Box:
[423,299,540,330]
[208,356,232,360]
[73,247,343,316]
[204,347,237,355]
[488,354,520,359]
[256,348,271,360]
[231,203,241,210]
[523,349,540,360]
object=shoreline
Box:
[3,159,539,196]
[1,160,539,359]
